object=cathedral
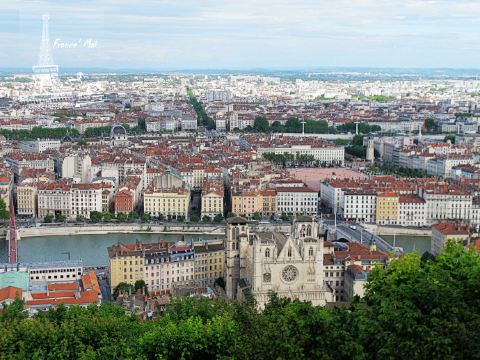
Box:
[225,216,330,308]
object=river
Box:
[0,232,432,267]
[0,233,224,267]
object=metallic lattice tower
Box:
[32,13,59,90]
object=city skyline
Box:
[1,0,480,71]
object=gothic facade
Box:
[225,216,329,308]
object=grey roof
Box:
[194,243,225,253]
[227,216,248,225]
[296,215,313,222]
[256,231,289,253]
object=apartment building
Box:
[431,222,470,255]
[61,155,92,183]
[6,153,55,176]
[37,182,103,220]
[16,182,38,217]
[107,243,145,291]
[261,189,277,217]
[37,182,72,219]
[108,241,195,293]
[231,190,263,218]
[323,241,389,302]
[144,172,190,220]
[194,242,225,288]
[276,186,318,216]
[397,195,426,227]
[375,192,399,225]
[70,184,103,219]
[341,191,376,223]
[201,181,224,219]
[418,186,472,224]
[144,242,194,292]
[426,155,474,178]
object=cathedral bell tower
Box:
[225,216,249,299]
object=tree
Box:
[134,280,149,296]
[444,134,455,144]
[284,118,302,133]
[55,214,66,223]
[103,212,113,222]
[253,212,262,221]
[112,282,132,299]
[213,214,224,223]
[90,211,102,223]
[202,215,211,223]
[425,117,436,132]
[127,211,139,221]
[190,214,200,222]
[0,198,10,220]
[253,116,270,132]
[44,214,54,223]
[117,212,127,222]
[141,213,150,222]
[280,212,290,221]
[355,243,480,359]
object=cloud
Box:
[0,0,479,69]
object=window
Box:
[265,248,270,258]
[309,247,314,256]
[288,247,292,257]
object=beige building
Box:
[201,181,224,219]
[431,222,470,255]
[108,241,195,293]
[376,192,399,225]
[108,243,145,291]
[194,242,225,287]
[231,190,263,218]
[37,182,103,220]
[144,171,190,220]
[37,182,71,219]
[16,182,38,217]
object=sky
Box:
[0,0,479,70]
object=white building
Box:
[20,139,61,153]
[276,186,318,216]
[341,191,376,223]
[258,144,344,165]
[419,187,472,224]
[70,184,103,219]
[61,155,92,183]
[397,195,426,227]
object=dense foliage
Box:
[188,91,216,129]
[0,198,9,220]
[0,244,478,359]
[0,127,79,141]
